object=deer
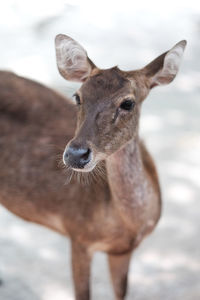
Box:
[0,34,186,300]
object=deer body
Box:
[0,36,186,299]
[0,70,159,248]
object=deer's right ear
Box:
[55,34,96,82]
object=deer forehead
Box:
[79,67,136,102]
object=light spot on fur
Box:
[89,241,110,255]
[45,213,66,235]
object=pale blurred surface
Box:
[0,1,200,299]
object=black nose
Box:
[63,146,91,169]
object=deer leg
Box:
[108,251,132,300]
[71,241,92,300]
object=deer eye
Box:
[120,99,135,111]
[73,94,81,105]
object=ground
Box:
[0,1,200,299]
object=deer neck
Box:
[106,136,155,232]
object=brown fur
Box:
[0,68,161,299]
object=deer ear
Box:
[143,40,187,88]
[55,34,96,82]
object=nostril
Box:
[63,149,69,165]
[64,151,69,159]
[80,148,91,161]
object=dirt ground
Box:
[0,1,200,299]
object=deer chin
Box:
[72,163,96,173]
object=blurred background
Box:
[0,0,200,299]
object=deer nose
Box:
[63,146,91,169]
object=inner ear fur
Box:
[142,40,187,88]
[55,34,96,82]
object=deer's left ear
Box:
[143,40,187,88]
[55,34,96,82]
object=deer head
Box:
[55,34,186,172]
